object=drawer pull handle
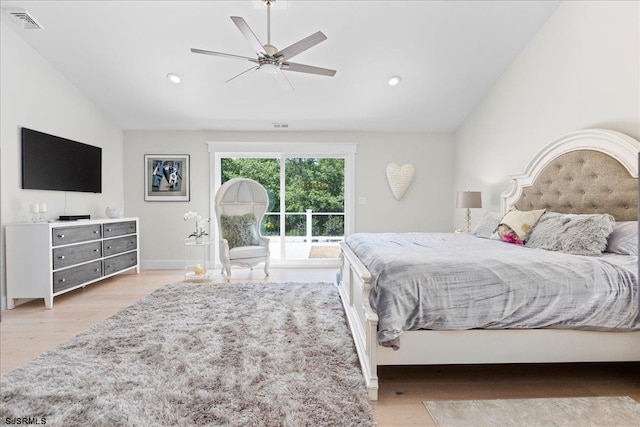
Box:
[58,234,65,239]
[60,278,66,282]
[94,249,100,252]
[59,255,65,260]
[95,268,100,272]
[106,246,112,250]
[106,228,112,232]
[93,230,99,234]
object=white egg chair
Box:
[214,178,270,281]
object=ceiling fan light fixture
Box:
[388,76,402,86]
[260,63,280,74]
[167,73,181,84]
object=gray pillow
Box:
[525,212,615,256]
[472,212,504,239]
[606,221,638,255]
[220,213,260,249]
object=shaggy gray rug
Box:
[1,282,375,426]
[424,396,640,427]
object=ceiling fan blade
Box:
[191,48,258,63]
[225,66,260,83]
[230,16,266,55]
[283,62,336,77]
[273,69,294,92]
[275,31,327,61]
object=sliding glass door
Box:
[220,156,344,262]
[209,142,356,266]
[284,157,344,260]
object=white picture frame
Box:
[144,154,190,201]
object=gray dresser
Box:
[6,218,139,309]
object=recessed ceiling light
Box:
[388,76,401,86]
[167,73,181,84]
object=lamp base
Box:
[465,208,472,233]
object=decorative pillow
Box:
[496,209,546,245]
[606,221,638,255]
[220,213,260,249]
[525,212,615,256]
[472,212,504,239]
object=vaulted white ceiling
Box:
[1,0,559,132]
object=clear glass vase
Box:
[195,226,204,243]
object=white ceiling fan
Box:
[190,0,336,91]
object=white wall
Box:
[454,0,640,223]
[1,21,124,306]
[123,131,453,267]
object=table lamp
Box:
[456,191,482,233]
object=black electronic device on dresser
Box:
[59,215,91,221]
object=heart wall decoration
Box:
[386,163,416,200]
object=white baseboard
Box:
[140,260,186,270]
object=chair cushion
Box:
[220,213,260,249]
[229,245,268,259]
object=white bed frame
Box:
[338,129,640,400]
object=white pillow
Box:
[606,221,638,255]
[471,212,504,239]
[496,209,546,245]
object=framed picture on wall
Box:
[144,154,190,201]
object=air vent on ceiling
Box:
[272,123,289,128]
[5,9,43,30]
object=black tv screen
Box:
[22,128,102,193]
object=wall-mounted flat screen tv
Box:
[22,127,102,193]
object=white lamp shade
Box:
[456,191,482,209]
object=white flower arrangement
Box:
[183,211,211,239]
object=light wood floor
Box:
[2,269,639,427]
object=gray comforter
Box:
[346,233,639,349]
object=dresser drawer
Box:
[103,236,137,256]
[53,242,102,270]
[103,221,136,238]
[103,251,137,276]
[52,224,102,246]
[53,261,102,293]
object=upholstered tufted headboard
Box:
[502,129,640,222]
